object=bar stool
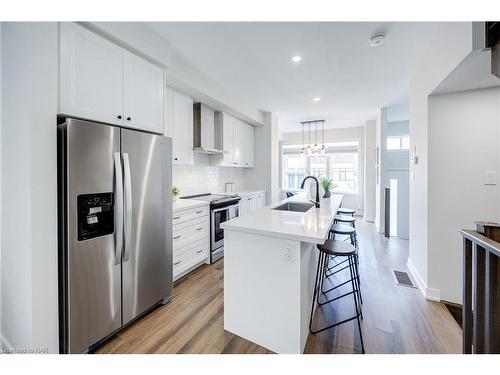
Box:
[328,224,362,303]
[337,207,356,216]
[334,214,356,228]
[309,239,365,354]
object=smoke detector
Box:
[369,33,385,47]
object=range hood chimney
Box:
[193,103,224,155]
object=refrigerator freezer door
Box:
[64,118,122,353]
[121,129,172,325]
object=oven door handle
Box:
[212,204,237,213]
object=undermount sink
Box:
[272,202,314,213]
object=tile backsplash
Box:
[173,154,244,196]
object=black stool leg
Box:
[348,255,365,354]
[309,252,323,333]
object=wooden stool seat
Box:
[330,223,356,235]
[337,208,356,216]
[317,239,356,257]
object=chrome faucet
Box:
[300,176,320,208]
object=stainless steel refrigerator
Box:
[57,118,172,353]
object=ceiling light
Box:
[291,55,302,63]
[369,33,385,47]
[313,97,321,102]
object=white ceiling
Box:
[147,22,437,132]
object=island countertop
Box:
[221,194,343,244]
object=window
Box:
[330,153,358,193]
[386,135,410,151]
[282,154,306,190]
[282,142,359,193]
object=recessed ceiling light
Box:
[313,97,321,102]
[291,55,302,63]
[369,33,385,47]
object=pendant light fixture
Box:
[300,120,326,156]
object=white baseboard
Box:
[364,216,375,223]
[406,258,441,302]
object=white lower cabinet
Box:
[239,192,266,217]
[172,204,210,281]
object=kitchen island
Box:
[221,194,343,353]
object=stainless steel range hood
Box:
[193,103,224,155]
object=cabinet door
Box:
[123,51,164,134]
[59,22,123,125]
[222,114,235,166]
[244,123,255,168]
[163,86,173,137]
[233,119,243,167]
[172,90,194,165]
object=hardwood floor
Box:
[97,220,461,354]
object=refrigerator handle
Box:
[123,153,133,262]
[113,152,124,265]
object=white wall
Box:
[375,109,387,233]
[281,126,365,213]
[408,22,473,298]
[364,120,376,222]
[0,22,3,347]
[173,153,245,196]
[1,22,59,353]
[244,112,280,204]
[428,87,500,304]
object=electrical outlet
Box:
[484,171,497,186]
[284,245,296,263]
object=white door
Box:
[123,51,164,134]
[59,22,123,125]
[172,90,194,165]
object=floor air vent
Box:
[393,270,416,288]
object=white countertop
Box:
[172,198,209,212]
[221,194,343,244]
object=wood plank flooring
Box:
[97,220,461,354]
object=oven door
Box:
[211,203,239,251]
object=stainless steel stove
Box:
[180,193,241,263]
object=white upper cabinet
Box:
[241,120,255,168]
[123,51,164,134]
[59,22,123,125]
[59,23,165,134]
[171,89,194,165]
[214,112,236,166]
[234,118,255,168]
[213,113,255,168]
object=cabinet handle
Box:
[173,235,181,239]
[173,216,181,220]
[174,157,178,161]
[117,115,122,120]
[196,210,203,214]
[126,117,131,121]
[196,227,203,231]
[173,260,181,265]
[196,249,203,254]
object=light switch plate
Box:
[484,171,497,185]
[284,245,296,263]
